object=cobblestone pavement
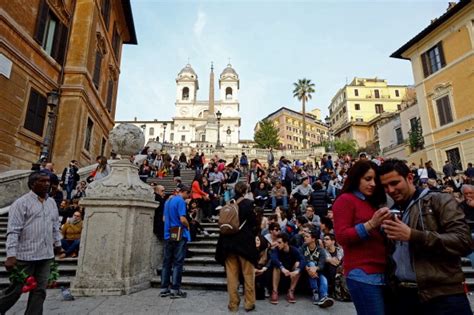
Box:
[7,289,474,314]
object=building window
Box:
[181,135,186,142]
[24,88,47,136]
[106,79,114,112]
[84,118,94,152]
[355,118,364,122]
[395,127,403,145]
[149,127,154,136]
[93,50,103,89]
[410,117,418,130]
[170,133,174,141]
[446,148,462,171]
[342,106,346,113]
[375,104,384,114]
[436,95,453,126]
[421,42,446,77]
[395,89,400,97]
[101,0,111,29]
[100,138,106,156]
[355,104,360,110]
[225,87,233,100]
[397,104,401,111]
[34,0,68,65]
[354,89,359,96]
[182,87,189,100]
[374,90,380,98]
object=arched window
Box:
[225,87,233,100]
[182,87,189,100]
[149,127,154,136]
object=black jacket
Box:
[153,194,165,240]
[215,197,259,266]
[309,189,332,217]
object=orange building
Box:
[0,0,137,171]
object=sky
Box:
[116,0,450,139]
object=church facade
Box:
[116,63,241,147]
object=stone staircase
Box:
[147,169,195,194]
[1,208,474,291]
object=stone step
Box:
[184,256,220,265]
[188,240,218,247]
[0,264,77,276]
[151,276,226,290]
[196,234,219,240]
[157,265,225,277]
[0,256,78,265]
[188,248,215,256]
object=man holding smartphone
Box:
[379,159,472,314]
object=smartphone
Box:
[389,209,401,220]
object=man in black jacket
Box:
[215,182,258,312]
[309,181,332,218]
[61,160,80,201]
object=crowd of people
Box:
[156,148,474,314]
[2,147,474,314]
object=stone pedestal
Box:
[72,124,157,296]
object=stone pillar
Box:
[72,124,157,296]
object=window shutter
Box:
[421,53,430,78]
[106,79,114,112]
[102,0,111,30]
[443,97,453,123]
[93,51,102,89]
[438,42,446,67]
[35,94,47,136]
[52,23,68,65]
[24,89,47,136]
[34,0,49,45]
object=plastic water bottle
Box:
[60,286,75,301]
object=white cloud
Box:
[193,10,206,39]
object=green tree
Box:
[408,117,424,152]
[321,139,358,157]
[293,78,315,149]
[254,119,281,149]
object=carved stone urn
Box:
[72,124,157,296]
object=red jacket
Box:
[191,180,208,200]
[333,193,386,276]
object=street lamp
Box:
[216,110,222,148]
[38,89,60,163]
[162,122,167,144]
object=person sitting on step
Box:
[59,211,83,259]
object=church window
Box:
[226,87,233,100]
[149,127,154,136]
[182,87,189,100]
[182,126,185,130]
[170,133,174,141]
[181,135,186,142]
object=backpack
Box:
[334,273,352,302]
[218,197,245,235]
[240,155,248,165]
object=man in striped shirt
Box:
[0,171,62,314]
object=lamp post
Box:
[216,110,222,148]
[162,122,167,144]
[38,90,60,163]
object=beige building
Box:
[256,107,329,150]
[327,77,409,149]
[391,0,474,171]
[0,0,136,171]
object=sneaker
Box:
[312,292,319,305]
[270,291,279,304]
[318,296,334,308]
[159,289,170,297]
[170,290,187,299]
[286,289,296,303]
[264,287,270,298]
[203,230,210,236]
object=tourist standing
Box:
[215,182,258,312]
[0,171,62,314]
[380,159,472,314]
[267,148,275,168]
[333,160,390,315]
[160,186,191,299]
[60,160,79,201]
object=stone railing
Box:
[0,170,32,210]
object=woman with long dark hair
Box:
[332,160,390,315]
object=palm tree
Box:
[293,78,315,149]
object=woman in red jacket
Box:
[333,160,390,315]
[191,174,209,221]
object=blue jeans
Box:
[65,181,75,200]
[161,238,187,291]
[346,278,385,315]
[271,196,288,210]
[61,239,80,256]
[306,262,328,297]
